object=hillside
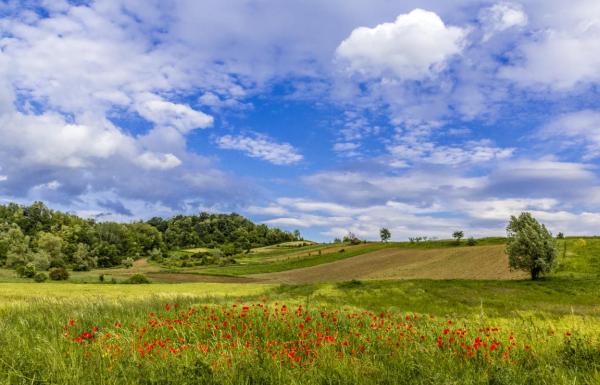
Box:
[254,244,525,283]
[0,201,299,273]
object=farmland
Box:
[0,237,599,384]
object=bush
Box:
[33,272,48,282]
[15,265,25,277]
[467,237,477,246]
[73,263,90,272]
[123,273,151,284]
[49,267,69,281]
[18,262,37,278]
[123,257,134,268]
[99,274,105,282]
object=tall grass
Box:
[0,285,598,385]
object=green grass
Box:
[2,237,599,384]
[0,278,598,385]
[555,237,600,279]
[191,242,394,276]
[188,237,508,276]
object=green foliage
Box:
[343,232,362,245]
[506,212,556,280]
[32,250,51,271]
[17,262,37,278]
[33,272,48,283]
[147,248,163,262]
[452,230,464,243]
[0,201,294,271]
[123,273,151,284]
[379,227,391,242]
[123,257,134,268]
[49,267,69,281]
[467,237,477,246]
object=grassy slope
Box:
[0,238,598,385]
[187,238,508,276]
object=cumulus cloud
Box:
[479,2,528,41]
[216,134,303,165]
[0,111,135,168]
[135,152,182,170]
[0,1,251,213]
[135,94,213,133]
[336,9,466,80]
[500,2,600,90]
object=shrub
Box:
[99,274,105,282]
[337,279,362,288]
[123,273,150,284]
[15,265,25,277]
[73,263,90,272]
[339,249,345,253]
[467,237,477,246]
[33,272,48,282]
[123,257,134,268]
[49,267,69,281]
[20,262,37,278]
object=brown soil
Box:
[252,245,526,283]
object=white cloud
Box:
[479,2,528,41]
[0,111,135,168]
[333,142,360,152]
[216,134,303,165]
[336,9,466,80]
[387,140,514,166]
[500,5,600,90]
[135,152,182,170]
[245,205,289,216]
[135,94,213,133]
[538,110,600,159]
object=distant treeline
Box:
[0,201,298,270]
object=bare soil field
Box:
[253,245,526,283]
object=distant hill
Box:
[0,201,298,271]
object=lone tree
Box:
[452,231,464,244]
[506,212,556,280]
[379,228,391,242]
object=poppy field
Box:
[1,280,599,385]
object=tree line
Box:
[0,201,298,272]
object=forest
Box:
[0,201,298,272]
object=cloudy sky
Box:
[1,0,600,241]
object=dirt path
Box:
[252,245,526,283]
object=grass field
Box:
[0,237,598,384]
[0,278,598,384]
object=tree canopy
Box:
[0,201,297,270]
[379,228,391,242]
[506,212,556,280]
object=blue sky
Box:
[1,0,600,241]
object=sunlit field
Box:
[1,278,598,385]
